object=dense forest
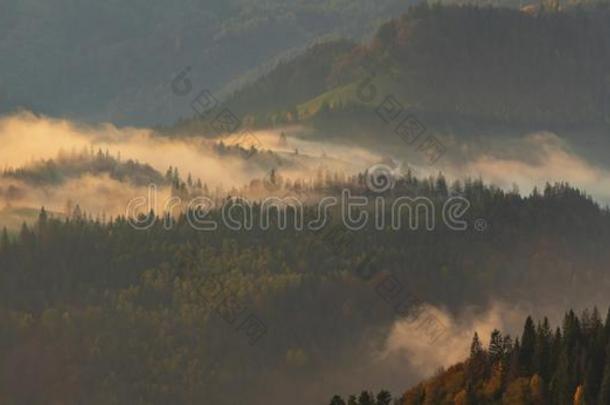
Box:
[176,2,610,135]
[332,308,610,404]
[0,171,609,404]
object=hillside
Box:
[1,175,610,404]
[0,0,412,125]
[333,308,610,404]
[180,3,610,134]
[401,308,610,404]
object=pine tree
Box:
[357,391,374,405]
[18,222,27,241]
[471,332,483,358]
[520,316,536,375]
[489,329,505,364]
[551,327,562,372]
[38,206,48,229]
[584,310,605,402]
[502,334,514,366]
[435,173,448,197]
[467,332,488,383]
[562,310,581,352]
[0,227,9,252]
[550,348,571,404]
[376,390,392,405]
[329,395,346,405]
[534,318,552,382]
[603,308,610,342]
[598,342,610,404]
[507,338,521,382]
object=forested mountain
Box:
[1,149,163,186]
[5,2,610,404]
[179,2,610,134]
[0,172,609,404]
[0,0,412,125]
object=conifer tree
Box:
[467,332,488,383]
[584,311,605,402]
[329,395,346,405]
[598,342,610,404]
[489,329,505,364]
[376,390,392,405]
[534,318,552,382]
[357,391,374,405]
[520,316,536,375]
[0,227,9,252]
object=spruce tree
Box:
[603,307,610,342]
[584,312,605,402]
[598,342,610,404]
[376,390,392,405]
[0,227,9,252]
[468,332,488,383]
[534,318,552,382]
[357,391,374,405]
[520,316,537,375]
[329,395,346,405]
[470,332,483,358]
[489,329,505,364]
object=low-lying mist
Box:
[0,112,380,220]
[2,111,610,225]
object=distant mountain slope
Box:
[1,150,164,186]
[183,3,610,134]
[0,0,412,125]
